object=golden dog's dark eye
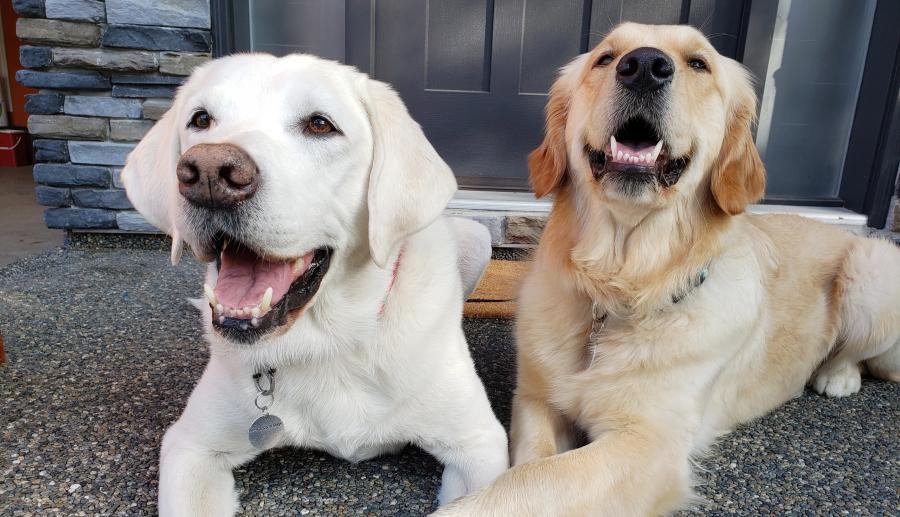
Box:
[596,54,615,67]
[189,110,212,130]
[306,115,336,135]
[688,58,708,71]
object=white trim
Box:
[747,204,868,226]
[449,190,552,212]
[450,190,868,226]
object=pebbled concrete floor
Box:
[0,247,897,516]
[0,166,64,267]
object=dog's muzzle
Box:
[177,143,260,209]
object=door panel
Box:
[425,0,494,92]
[519,1,588,95]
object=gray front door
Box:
[225,0,750,189]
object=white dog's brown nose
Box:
[616,47,674,93]
[176,143,259,209]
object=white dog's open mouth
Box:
[202,237,332,343]
[587,116,689,188]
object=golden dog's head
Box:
[530,23,765,216]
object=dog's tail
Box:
[448,217,492,301]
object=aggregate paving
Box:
[0,247,897,515]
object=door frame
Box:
[210,0,900,227]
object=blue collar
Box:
[671,266,709,304]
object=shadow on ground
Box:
[0,248,897,515]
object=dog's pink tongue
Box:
[214,247,294,309]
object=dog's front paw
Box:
[813,363,861,397]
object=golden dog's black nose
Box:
[176,143,260,209]
[616,47,674,93]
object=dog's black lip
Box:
[586,113,690,189]
[587,143,689,188]
[211,246,333,345]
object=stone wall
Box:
[13,0,211,231]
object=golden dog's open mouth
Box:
[201,236,332,344]
[587,116,689,188]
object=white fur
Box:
[122,54,507,516]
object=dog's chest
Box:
[275,366,406,461]
[548,311,700,426]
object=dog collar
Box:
[586,265,710,368]
[671,266,709,305]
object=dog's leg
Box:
[416,366,509,506]
[423,413,508,506]
[431,425,692,517]
[158,363,265,516]
[448,217,492,301]
[510,277,589,466]
[814,238,900,397]
[509,391,574,466]
[159,420,256,516]
[424,418,508,506]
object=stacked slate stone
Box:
[13,0,211,232]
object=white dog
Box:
[122,54,508,515]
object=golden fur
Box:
[434,23,900,516]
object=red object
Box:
[1,2,36,127]
[0,129,31,167]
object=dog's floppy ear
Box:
[121,104,181,233]
[364,79,457,268]
[121,99,185,262]
[528,54,586,198]
[710,61,766,215]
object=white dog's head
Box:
[122,54,456,344]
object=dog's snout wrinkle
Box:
[616,47,674,93]
[177,143,260,210]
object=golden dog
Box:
[435,23,900,516]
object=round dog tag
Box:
[248,413,284,449]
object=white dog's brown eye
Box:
[306,115,336,135]
[688,58,708,71]
[596,54,615,67]
[189,110,212,130]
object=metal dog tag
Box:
[248,413,283,449]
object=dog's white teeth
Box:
[203,284,217,306]
[616,151,624,161]
[218,315,225,324]
[261,287,273,313]
[610,135,618,156]
[251,317,259,327]
[651,140,663,162]
[215,303,223,314]
[251,307,261,318]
